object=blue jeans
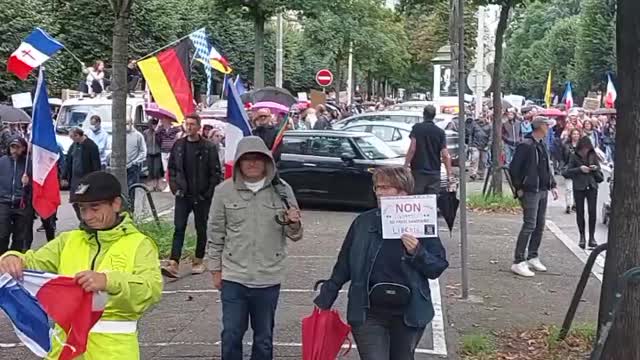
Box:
[221,281,281,360]
[504,144,517,166]
[514,191,548,263]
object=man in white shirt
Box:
[124,119,147,208]
[86,115,108,169]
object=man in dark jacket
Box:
[0,137,33,254]
[162,113,222,278]
[64,127,101,192]
[64,127,101,220]
[502,109,522,165]
[509,117,559,277]
[469,116,493,180]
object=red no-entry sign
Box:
[315,69,334,87]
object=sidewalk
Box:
[441,212,602,358]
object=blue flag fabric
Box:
[0,274,52,357]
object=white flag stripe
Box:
[224,125,244,163]
[11,43,50,68]
[31,145,59,185]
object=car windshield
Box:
[354,135,400,160]
[56,104,127,132]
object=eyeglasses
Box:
[373,184,396,192]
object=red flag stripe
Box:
[157,44,194,118]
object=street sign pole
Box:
[457,0,469,300]
[475,7,485,120]
[347,42,353,106]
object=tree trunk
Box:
[254,10,265,89]
[367,71,373,100]
[489,2,511,195]
[110,0,133,191]
[598,1,640,358]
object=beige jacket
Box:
[207,136,303,286]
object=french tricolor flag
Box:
[0,271,107,359]
[224,79,252,179]
[563,82,574,110]
[7,28,63,80]
[31,68,61,219]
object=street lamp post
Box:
[456,0,469,300]
[275,12,284,88]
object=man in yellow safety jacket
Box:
[0,171,163,360]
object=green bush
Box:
[467,193,521,212]
[136,220,196,259]
[461,333,495,356]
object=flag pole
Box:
[62,47,85,67]
[136,28,202,62]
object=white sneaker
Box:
[511,262,535,277]
[527,258,547,272]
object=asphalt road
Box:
[0,195,449,360]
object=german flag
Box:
[138,39,195,122]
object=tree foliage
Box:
[571,0,616,96]
[502,0,581,97]
[397,0,476,94]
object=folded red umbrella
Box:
[302,308,352,360]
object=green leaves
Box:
[571,0,616,95]
[501,0,615,98]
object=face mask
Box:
[127,125,133,131]
[90,125,99,132]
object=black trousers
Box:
[41,212,57,242]
[574,187,598,237]
[171,196,211,262]
[0,203,34,255]
[412,172,441,195]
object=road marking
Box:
[140,340,443,355]
[429,279,448,356]
[162,289,347,294]
[546,220,604,281]
[1,281,447,357]
[288,255,336,259]
[161,279,448,357]
[0,340,443,356]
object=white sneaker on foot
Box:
[527,258,547,272]
[511,262,535,277]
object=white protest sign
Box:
[297,92,308,102]
[380,195,438,239]
[11,92,32,109]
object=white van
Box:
[55,92,149,155]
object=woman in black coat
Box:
[562,136,603,249]
[561,129,581,214]
[314,166,448,360]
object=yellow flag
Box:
[544,70,552,108]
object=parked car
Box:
[340,121,461,166]
[390,101,436,112]
[333,110,458,131]
[277,130,405,208]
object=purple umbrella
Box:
[145,103,177,121]
[252,101,290,115]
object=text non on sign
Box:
[380,195,438,239]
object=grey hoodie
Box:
[207,136,303,287]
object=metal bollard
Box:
[127,183,160,226]
[558,243,608,341]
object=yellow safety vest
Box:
[46,230,147,360]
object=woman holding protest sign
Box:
[314,166,449,360]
